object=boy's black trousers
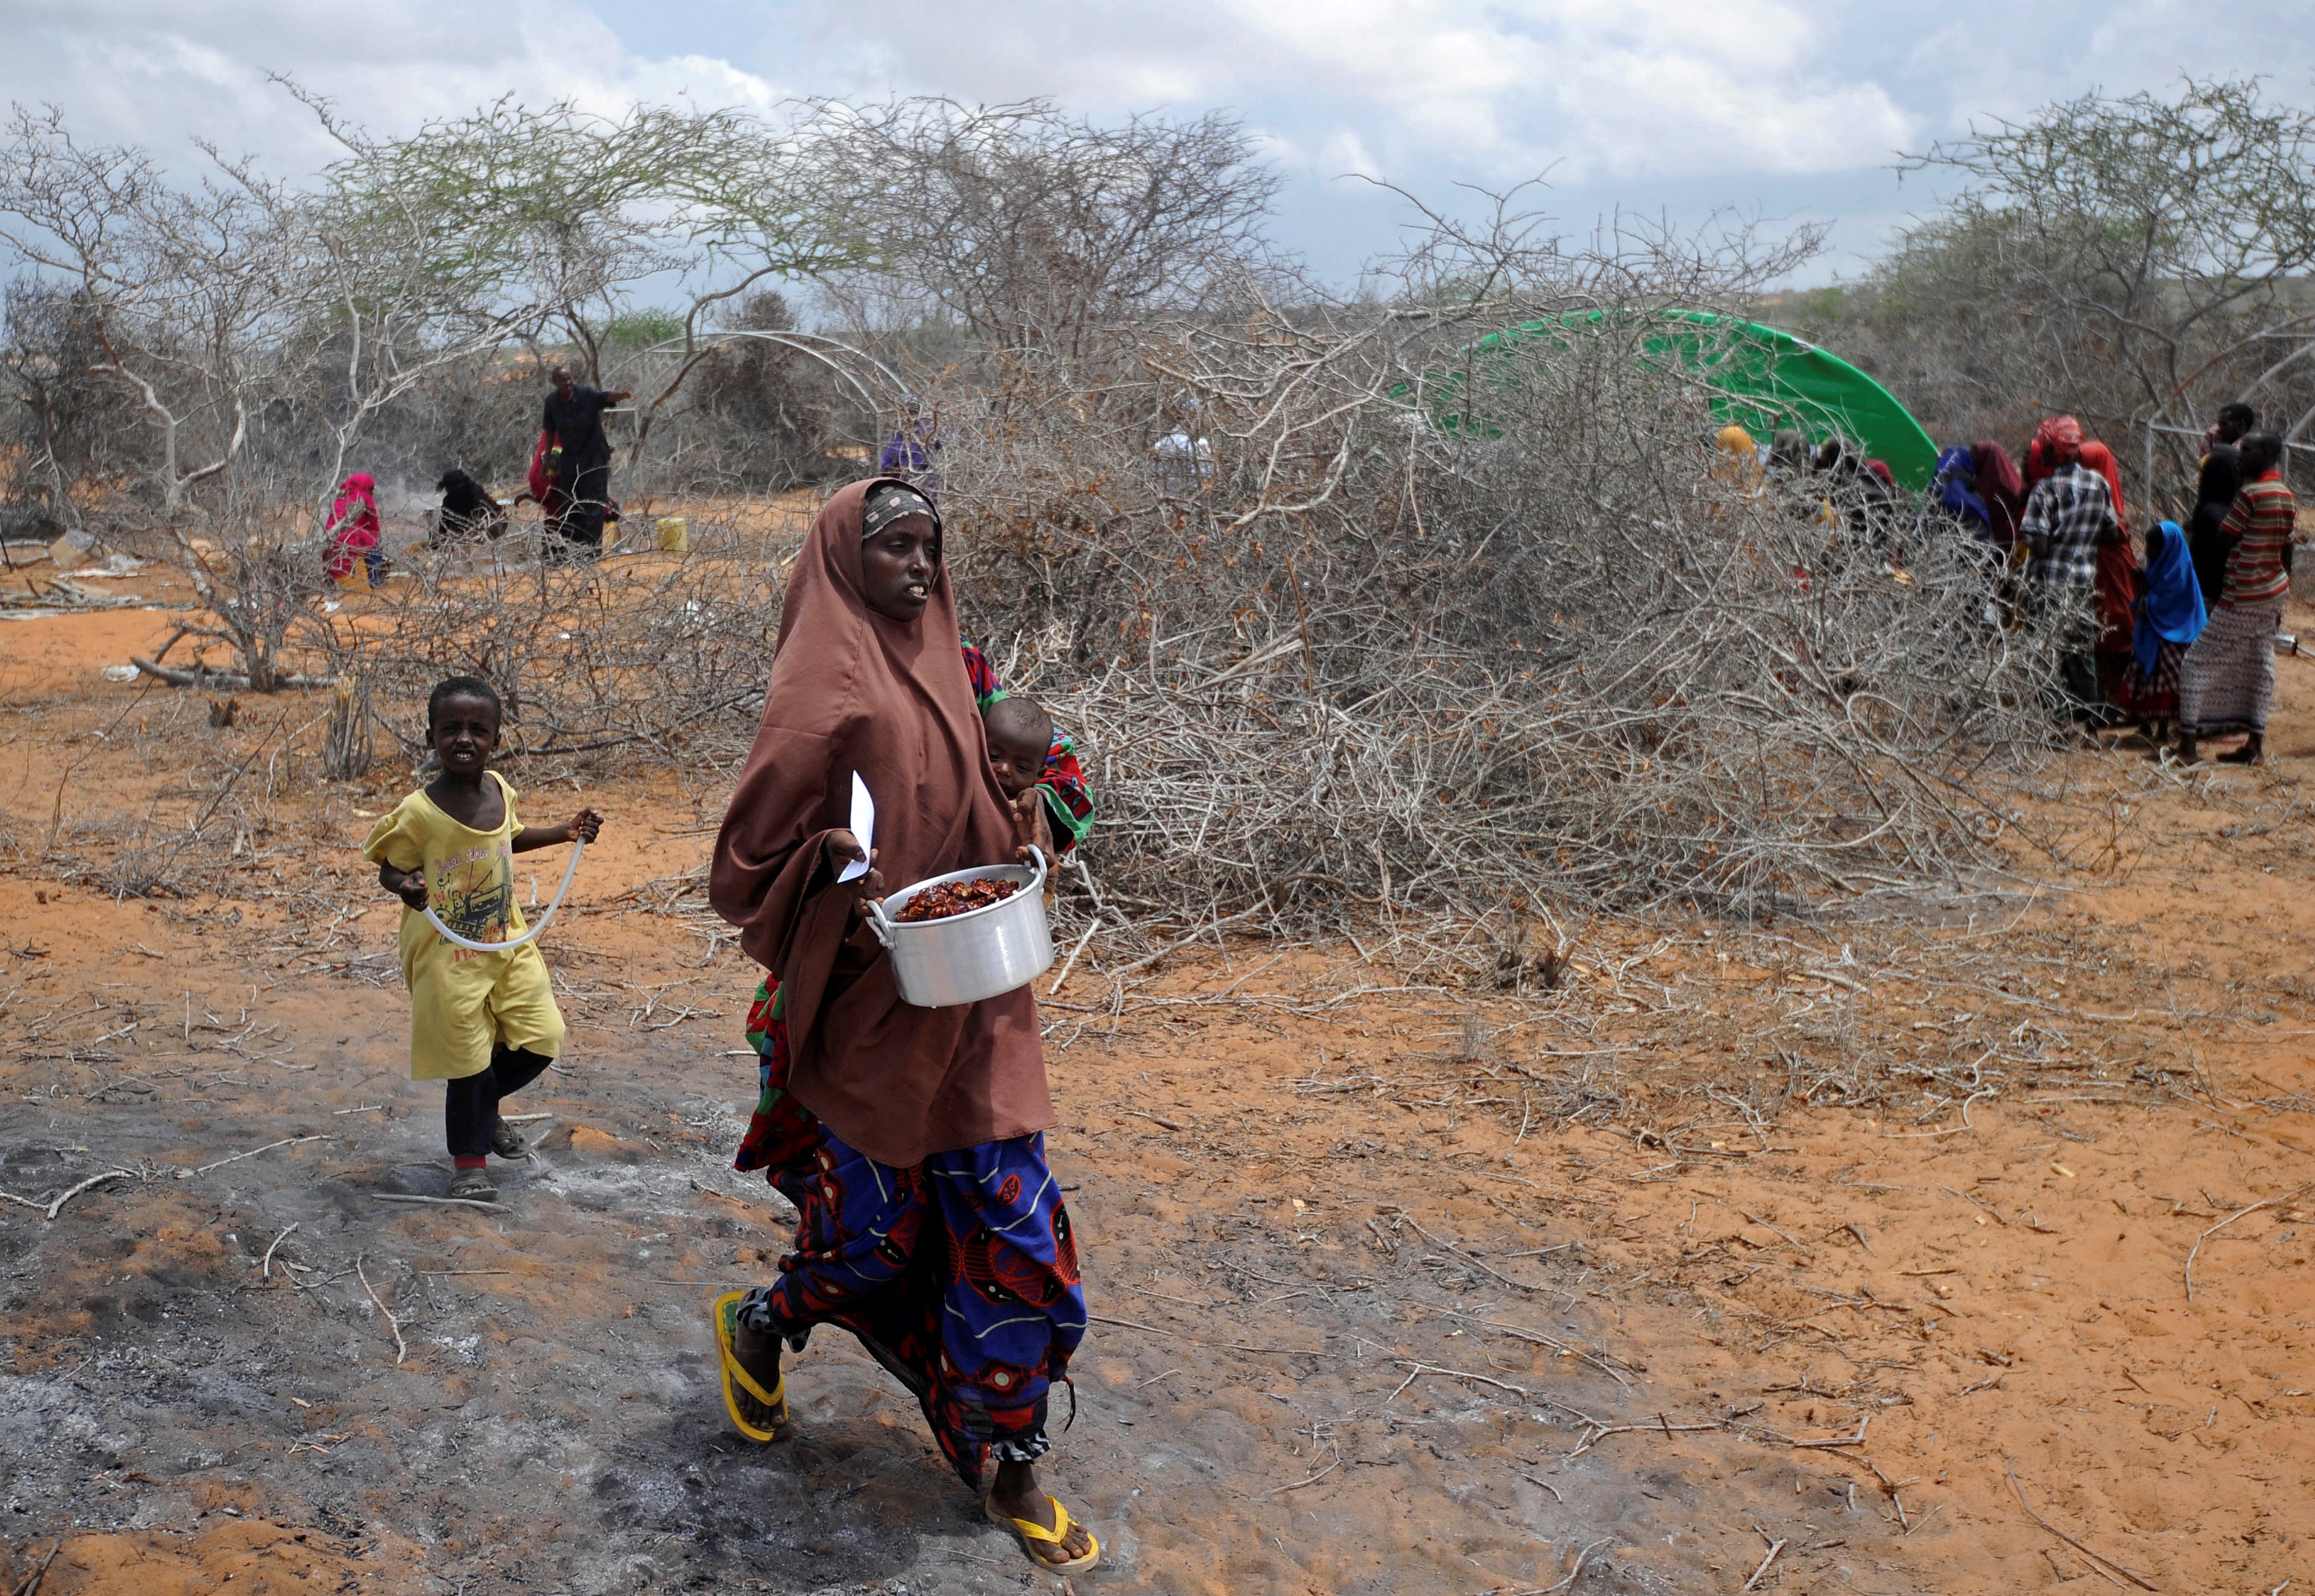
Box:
[444,1046,554,1157]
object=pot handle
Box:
[1026,844,1048,892]
[865,893,897,949]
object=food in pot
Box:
[894,876,1021,923]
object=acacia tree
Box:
[813,100,1282,363]
[0,98,574,500]
[329,97,877,461]
[1,281,141,531]
[0,109,350,686]
[1813,78,2315,492]
[0,107,312,515]
[0,99,552,683]
[0,89,883,682]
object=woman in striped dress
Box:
[2177,431,2295,766]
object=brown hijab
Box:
[1971,440,2025,548]
[709,478,1049,1167]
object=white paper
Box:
[837,771,875,882]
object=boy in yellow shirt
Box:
[363,676,603,1202]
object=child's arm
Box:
[959,638,1004,713]
[379,861,430,911]
[363,803,429,909]
[1011,788,1055,865]
[513,807,604,854]
[1034,731,1094,854]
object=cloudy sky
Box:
[6,0,2311,285]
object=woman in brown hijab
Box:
[1971,440,2026,551]
[707,479,1097,1572]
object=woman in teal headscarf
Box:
[2117,519,2207,747]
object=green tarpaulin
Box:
[1420,309,1940,492]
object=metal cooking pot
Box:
[866,846,1053,1008]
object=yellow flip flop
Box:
[985,1493,1099,1572]
[710,1290,791,1443]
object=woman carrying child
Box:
[363,677,603,1202]
[729,660,1088,1181]
[707,480,1098,1572]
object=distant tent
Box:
[1415,309,1940,492]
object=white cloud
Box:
[1,0,784,181]
[1316,128,1384,184]
[784,0,1915,182]
[3,0,2313,287]
[1228,0,1915,177]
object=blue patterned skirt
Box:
[732,981,1084,1486]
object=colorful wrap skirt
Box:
[732,980,1084,1488]
[2117,638,2185,722]
[2178,598,2284,738]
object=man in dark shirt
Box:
[541,364,633,556]
[2202,400,2255,457]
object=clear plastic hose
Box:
[420,837,585,953]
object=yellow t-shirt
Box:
[366,772,531,943]
[361,772,562,1080]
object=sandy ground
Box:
[1,557,2312,1595]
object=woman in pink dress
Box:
[326,473,383,587]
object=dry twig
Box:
[2005,1458,2158,1590]
[44,1169,135,1221]
[355,1255,408,1366]
[9,1541,63,1596]
[2183,1183,2309,1301]
[261,1222,299,1278]
[374,1193,505,1213]
[1742,1535,1788,1590]
[176,1134,325,1180]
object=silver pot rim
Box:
[868,846,1048,938]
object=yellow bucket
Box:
[655,516,688,553]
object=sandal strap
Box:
[1003,1497,1073,1545]
[713,1292,786,1408]
[724,1343,784,1409]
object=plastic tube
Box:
[420,837,585,953]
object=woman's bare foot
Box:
[2216,734,2265,766]
[731,1315,782,1387]
[988,1459,1096,1566]
[722,1306,796,1445]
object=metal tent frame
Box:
[619,328,919,475]
[2139,311,2315,491]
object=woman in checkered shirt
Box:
[2017,416,2125,726]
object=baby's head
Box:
[984,696,1052,800]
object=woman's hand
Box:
[1011,788,1055,865]
[567,807,603,843]
[824,830,885,919]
